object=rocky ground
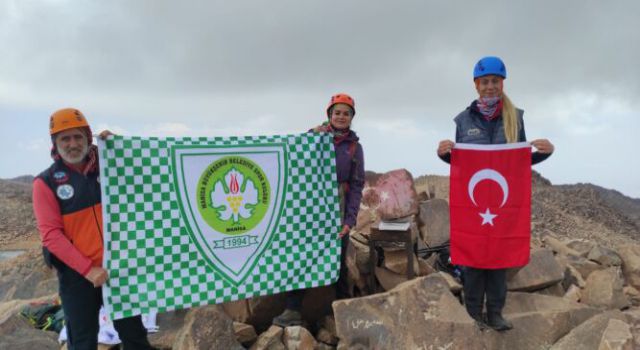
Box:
[1,171,639,349]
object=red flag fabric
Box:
[449,143,532,269]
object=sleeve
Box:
[343,143,365,228]
[32,178,93,276]
[519,115,553,165]
[438,123,459,164]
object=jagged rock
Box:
[234,322,257,347]
[623,308,640,350]
[374,266,407,291]
[550,310,629,350]
[149,309,189,349]
[566,239,596,257]
[417,199,450,247]
[566,255,606,280]
[436,271,462,293]
[0,297,59,350]
[0,249,57,302]
[224,286,334,332]
[417,257,436,276]
[623,286,640,306]
[599,319,634,350]
[349,237,370,274]
[282,326,316,350]
[353,206,377,235]
[617,244,640,290]
[564,284,582,303]
[369,169,419,220]
[562,264,586,290]
[587,245,622,267]
[315,316,338,345]
[543,236,581,257]
[173,305,243,350]
[344,239,363,295]
[250,325,285,350]
[383,250,419,276]
[332,273,597,350]
[582,268,630,310]
[222,299,252,323]
[507,249,564,291]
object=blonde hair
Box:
[501,92,519,143]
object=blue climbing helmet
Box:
[473,56,507,79]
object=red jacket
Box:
[32,160,103,276]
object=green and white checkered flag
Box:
[98,134,341,320]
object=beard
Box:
[58,143,89,164]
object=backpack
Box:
[20,302,65,333]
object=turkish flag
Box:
[449,143,532,269]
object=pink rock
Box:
[372,169,419,220]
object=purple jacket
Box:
[332,131,365,228]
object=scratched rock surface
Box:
[417,198,450,247]
[332,273,598,350]
[550,310,631,350]
[361,169,419,221]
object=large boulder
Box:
[364,169,419,220]
[507,249,565,291]
[417,198,450,247]
[172,305,243,350]
[550,311,631,350]
[234,322,258,347]
[581,268,630,310]
[148,309,189,349]
[617,244,640,290]
[332,273,597,350]
[0,298,59,350]
[373,266,407,291]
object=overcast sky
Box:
[1,0,639,198]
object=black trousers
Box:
[462,267,507,318]
[285,234,350,310]
[57,265,153,350]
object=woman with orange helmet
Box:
[273,93,365,327]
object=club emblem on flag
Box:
[172,145,287,285]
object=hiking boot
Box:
[486,312,513,331]
[272,309,302,327]
[469,313,488,330]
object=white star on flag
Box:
[479,208,497,226]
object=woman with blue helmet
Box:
[437,56,554,331]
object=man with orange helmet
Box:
[33,108,152,349]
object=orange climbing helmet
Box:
[326,93,355,118]
[49,108,90,135]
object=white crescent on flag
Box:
[468,168,509,207]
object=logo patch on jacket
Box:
[52,171,69,184]
[56,184,74,200]
[467,128,481,136]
